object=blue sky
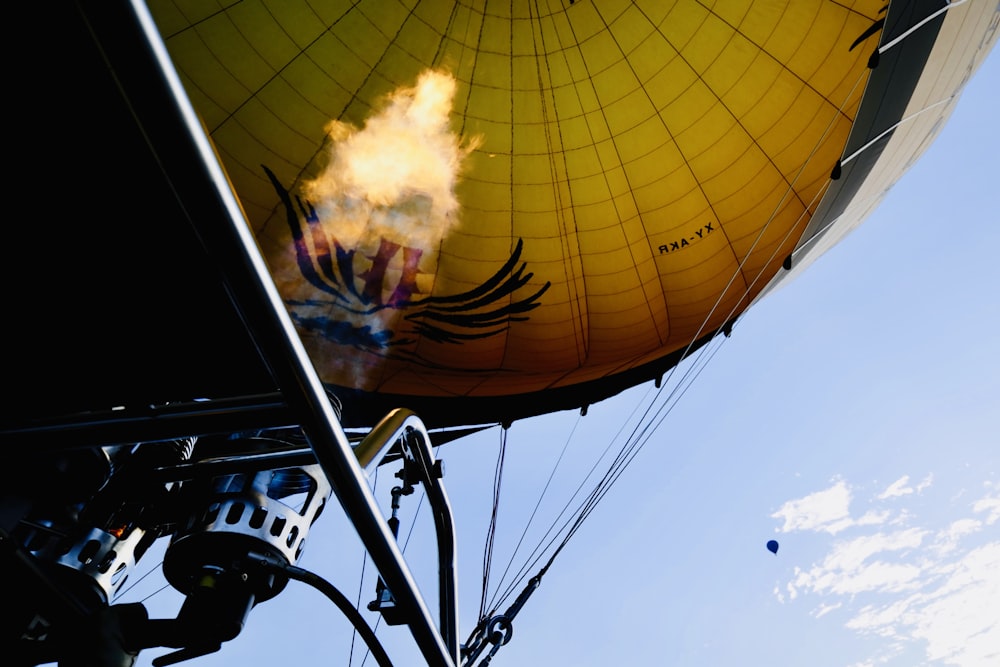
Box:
[128,39,997,667]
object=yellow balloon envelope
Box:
[146,0,996,427]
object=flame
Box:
[302,69,479,250]
[293,70,481,388]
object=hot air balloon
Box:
[767,540,780,555]
[2,1,995,666]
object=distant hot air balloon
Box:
[767,540,780,555]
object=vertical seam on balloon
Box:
[296,2,384,207]
[584,0,674,350]
[405,0,483,377]
[640,3,738,282]
[530,0,591,367]
[444,1,484,133]
[553,0,665,366]
[501,0,518,372]
[630,2,751,354]
[351,1,435,390]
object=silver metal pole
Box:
[121,2,458,663]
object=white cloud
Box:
[772,479,854,534]
[972,490,1000,525]
[772,479,893,535]
[879,476,914,499]
[914,547,1000,666]
[787,529,928,597]
[888,509,914,527]
[933,519,983,555]
[773,481,1000,666]
[813,601,843,618]
[847,543,1000,667]
[846,598,912,635]
[857,510,892,526]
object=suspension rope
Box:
[839,95,956,170]
[483,382,661,613]
[476,59,875,616]
[877,0,967,56]
[482,412,585,615]
[478,426,507,620]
